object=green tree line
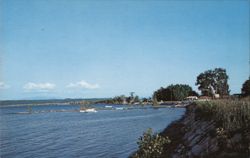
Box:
[153,67,250,102]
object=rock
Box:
[191,144,203,156]
[209,138,219,153]
[231,133,242,143]
[189,134,201,146]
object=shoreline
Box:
[159,104,192,157]
[0,103,189,108]
[158,102,249,158]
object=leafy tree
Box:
[170,84,193,101]
[153,84,194,101]
[113,96,123,103]
[189,90,199,96]
[142,98,148,102]
[242,79,250,97]
[126,97,132,104]
[134,95,140,102]
[196,68,230,97]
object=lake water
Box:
[0,104,185,158]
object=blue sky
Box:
[0,0,249,100]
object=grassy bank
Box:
[195,98,250,133]
[132,98,250,158]
[194,98,250,157]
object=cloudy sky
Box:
[0,0,249,100]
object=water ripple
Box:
[0,105,185,158]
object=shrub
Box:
[132,128,171,158]
[216,127,228,150]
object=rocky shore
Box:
[160,103,250,158]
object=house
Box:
[214,94,220,99]
[198,96,212,101]
[185,96,198,101]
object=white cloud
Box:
[23,82,56,91]
[66,80,99,89]
[0,82,10,89]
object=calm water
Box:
[0,104,185,158]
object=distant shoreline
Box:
[0,98,108,107]
[0,101,190,108]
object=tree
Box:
[196,68,230,97]
[153,84,194,101]
[134,95,140,102]
[168,84,193,101]
[242,79,250,97]
[142,98,148,102]
[189,90,199,97]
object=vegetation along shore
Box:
[131,99,250,158]
[131,68,250,158]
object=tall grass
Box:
[195,98,250,132]
[195,98,250,156]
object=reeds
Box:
[195,98,250,132]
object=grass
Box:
[133,98,250,157]
[195,98,250,132]
[195,98,250,156]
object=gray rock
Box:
[231,133,241,143]
[190,134,201,146]
[191,144,203,156]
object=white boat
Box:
[115,107,124,110]
[80,108,97,113]
[105,105,113,108]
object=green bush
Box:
[132,128,171,158]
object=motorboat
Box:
[80,108,97,113]
[105,105,113,108]
[115,107,124,110]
